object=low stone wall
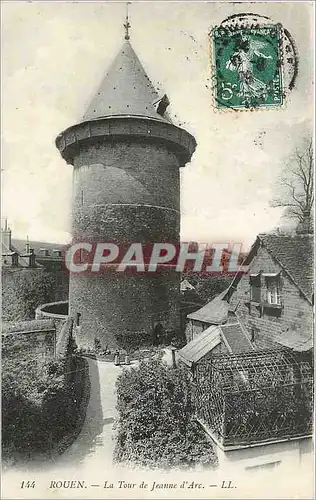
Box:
[35,301,69,339]
[2,319,56,359]
[56,317,74,357]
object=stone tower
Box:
[56,35,196,349]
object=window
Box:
[76,312,81,326]
[250,273,261,303]
[265,274,281,305]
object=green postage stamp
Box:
[211,24,284,109]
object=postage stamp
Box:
[211,24,284,109]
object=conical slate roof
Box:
[82,41,171,123]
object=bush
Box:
[2,351,84,465]
[115,329,153,353]
[114,359,218,469]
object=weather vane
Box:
[124,2,131,41]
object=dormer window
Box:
[154,94,170,116]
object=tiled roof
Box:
[259,234,314,302]
[178,325,221,366]
[187,289,229,324]
[272,331,313,352]
[220,322,254,353]
[82,41,171,123]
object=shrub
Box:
[2,351,83,464]
[114,359,218,469]
[115,329,153,353]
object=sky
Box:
[1,1,314,249]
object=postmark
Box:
[210,14,299,110]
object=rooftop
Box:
[259,233,314,303]
[187,289,229,324]
[82,41,171,124]
[178,325,221,367]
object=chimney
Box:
[25,235,30,254]
[296,210,313,235]
[1,219,12,251]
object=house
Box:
[184,225,313,471]
[224,231,313,353]
[180,289,254,368]
[1,221,66,270]
[179,224,313,371]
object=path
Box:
[58,358,121,468]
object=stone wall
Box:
[69,137,183,349]
[70,271,180,349]
[2,319,56,360]
[73,142,180,213]
[56,316,74,357]
[35,301,69,340]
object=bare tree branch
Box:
[270,135,314,226]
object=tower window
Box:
[156,94,170,116]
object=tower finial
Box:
[124,2,131,41]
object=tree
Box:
[271,136,314,224]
